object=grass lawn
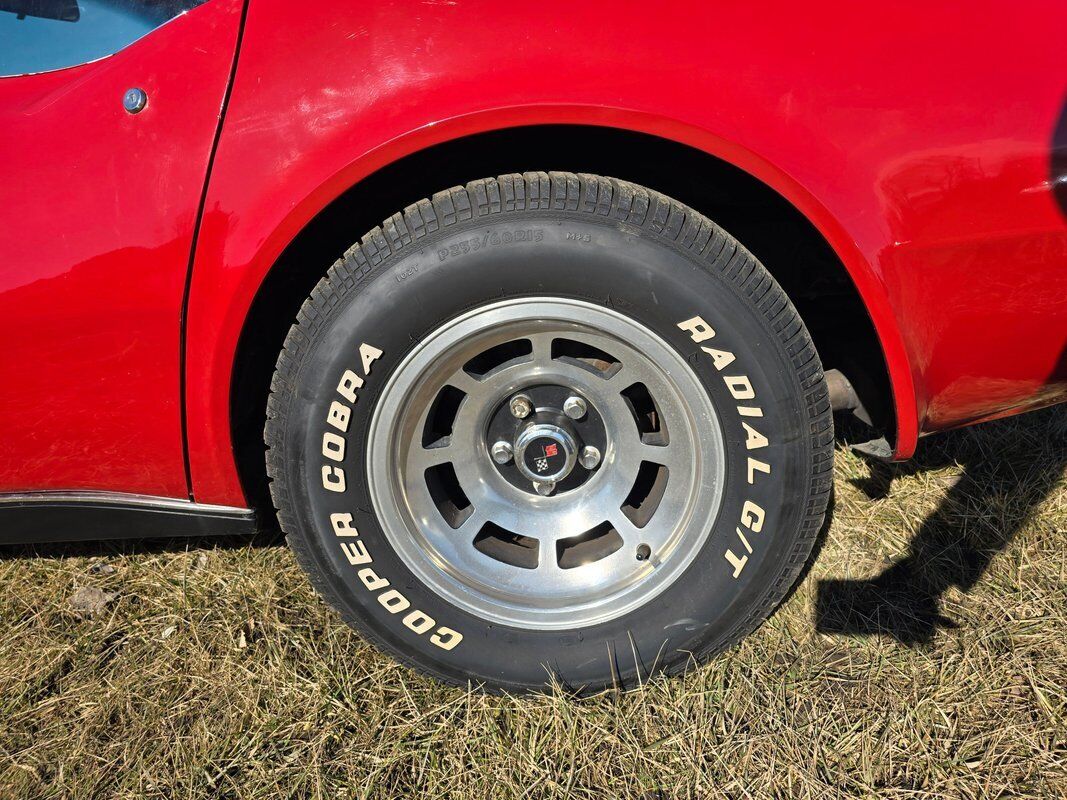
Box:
[2,407,1064,799]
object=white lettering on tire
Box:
[317,344,463,651]
[677,315,775,579]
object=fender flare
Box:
[184,105,918,505]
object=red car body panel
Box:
[0,0,243,498]
[3,0,1066,509]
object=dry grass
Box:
[1,407,1065,799]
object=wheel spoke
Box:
[610,513,644,545]
[528,332,555,364]
[456,509,487,540]
[637,442,686,471]
[606,365,635,387]
[443,369,482,398]
[407,441,455,473]
[537,536,560,572]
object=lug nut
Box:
[509,394,533,419]
[533,481,555,496]
[491,441,513,464]
[563,395,587,420]
[579,445,601,470]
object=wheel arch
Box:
[195,116,916,511]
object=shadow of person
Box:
[816,391,1067,645]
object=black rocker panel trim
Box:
[0,493,257,544]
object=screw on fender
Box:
[123,87,148,114]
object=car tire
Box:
[265,172,833,693]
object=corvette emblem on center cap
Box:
[514,424,578,485]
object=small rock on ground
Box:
[68,586,117,618]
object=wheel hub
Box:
[485,384,607,496]
[515,419,578,485]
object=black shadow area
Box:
[817,375,1067,646]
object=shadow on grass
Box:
[817,398,1067,645]
[821,99,1067,646]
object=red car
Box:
[2,0,1065,692]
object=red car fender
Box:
[184,0,1066,507]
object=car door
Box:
[0,0,244,498]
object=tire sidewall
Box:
[280,212,813,690]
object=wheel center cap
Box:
[514,423,578,484]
